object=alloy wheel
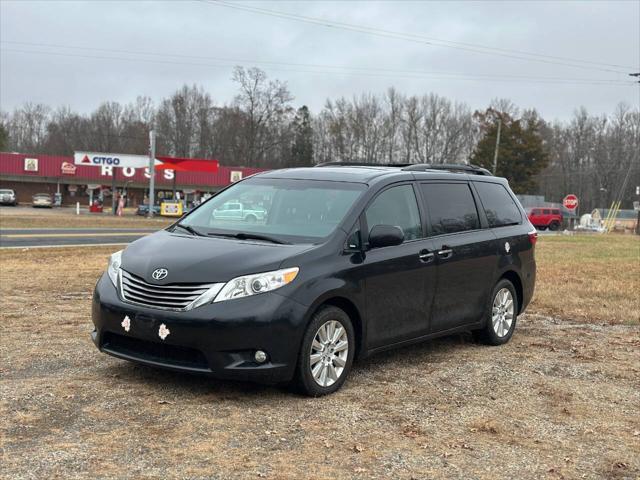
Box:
[492,288,514,338]
[309,320,349,387]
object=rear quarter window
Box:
[474,182,522,227]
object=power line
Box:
[3,40,635,84]
[201,0,637,75]
[1,46,636,86]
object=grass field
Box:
[531,234,640,325]
[1,234,639,479]
[0,206,172,229]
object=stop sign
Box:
[563,194,579,210]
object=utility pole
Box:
[492,118,502,175]
[111,167,118,215]
[148,130,156,218]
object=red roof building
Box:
[0,152,267,207]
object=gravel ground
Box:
[1,246,639,480]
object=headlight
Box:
[107,250,123,287]
[214,267,299,303]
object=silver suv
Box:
[0,189,17,206]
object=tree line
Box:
[1,66,638,211]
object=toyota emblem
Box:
[151,268,168,281]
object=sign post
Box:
[148,130,156,218]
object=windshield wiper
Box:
[172,223,203,236]
[207,232,291,245]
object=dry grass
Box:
[529,234,640,325]
[0,207,171,229]
[1,237,639,479]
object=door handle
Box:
[437,248,453,259]
[418,250,435,263]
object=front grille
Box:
[102,332,209,370]
[120,269,216,310]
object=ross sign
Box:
[24,157,39,172]
[74,151,159,169]
[61,162,77,175]
[563,194,579,211]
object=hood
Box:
[122,230,313,284]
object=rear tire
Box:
[294,306,355,396]
[475,279,518,346]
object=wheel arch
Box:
[499,270,524,314]
[308,295,365,360]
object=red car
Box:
[527,207,563,231]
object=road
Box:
[0,228,158,248]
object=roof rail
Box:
[314,161,493,176]
[402,163,492,176]
[315,161,412,168]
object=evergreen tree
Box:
[471,108,549,193]
[291,105,313,166]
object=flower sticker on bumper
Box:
[158,323,170,340]
[121,315,131,332]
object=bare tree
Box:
[231,67,294,167]
[5,103,51,153]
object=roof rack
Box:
[402,163,492,176]
[315,161,413,168]
[314,161,492,176]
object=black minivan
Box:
[92,164,536,396]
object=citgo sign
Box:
[74,152,158,169]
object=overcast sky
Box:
[1,0,638,121]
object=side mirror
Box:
[368,225,404,249]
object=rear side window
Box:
[543,209,551,215]
[420,183,479,235]
[365,185,422,241]
[474,182,522,227]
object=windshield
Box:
[0,190,14,195]
[180,177,365,243]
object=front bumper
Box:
[91,273,308,384]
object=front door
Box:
[360,184,438,348]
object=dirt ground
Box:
[1,236,639,479]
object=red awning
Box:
[155,156,219,173]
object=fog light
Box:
[254,350,268,363]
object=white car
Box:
[32,193,53,208]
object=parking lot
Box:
[1,212,639,479]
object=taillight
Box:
[528,229,538,246]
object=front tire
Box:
[548,221,560,231]
[294,306,355,396]
[475,279,518,346]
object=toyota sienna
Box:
[91,163,537,396]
